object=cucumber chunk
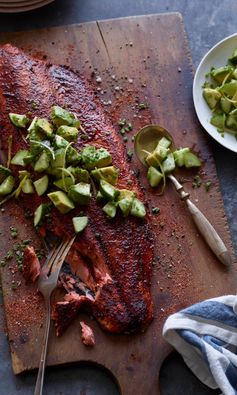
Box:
[34,151,51,173]
[22,178,34,194]
[53,177,74,192]
[72,216,88,233]
[173,148,190,167]
[80,145,112,170]
[68,182,91,205]
[210,113,226,129]
[130,198,146,219]
[147,166,163,187]
[118,197,134,216]
[183,152,201,168]
[0,165,12,183]
[33,175,49,196]
[203,88,221,109]
[35,118,54,138]
[100,179,119,201]
[34,203,51,227]
[162,153,176,173]
[102,201,117,218]
[11,150,30,166]
[0,175,15,195]
[9,113,30,128]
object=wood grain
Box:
[0,13,236,395]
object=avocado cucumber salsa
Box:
[145,137,201,191]
[0,106,146,234]
[202,48,237,137]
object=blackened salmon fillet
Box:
[0,44,154,335]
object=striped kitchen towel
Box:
[163,295,237,395]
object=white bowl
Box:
[193,33,237,153]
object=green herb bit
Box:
[0,259,6,267]
[5,250,13,260]
[10,226,18,238]
[126,149,133,161]
[152,207,160,214]
[204,181,212,192]
[118,119,127,127]
[31,101,39,110]
[138,102,149,110]
[192,175,202,189]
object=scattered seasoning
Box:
[123,136,128,143]
[126,149,133,161]
[10,226,18,238]
[204,181,212,192]
[152,207,160,214]
[192,175,202,189]
[96,76,102,83]
[159,221,165,228]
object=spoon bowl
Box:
[133,124,231,266]
[134,124,175,166]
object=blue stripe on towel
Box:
[182,301,237,328]
[226,363,237,389]
[177,329,208,362]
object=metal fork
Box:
[34,235,76,395]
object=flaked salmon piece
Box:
[22,246,40,283]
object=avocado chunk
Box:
[91,166,119,185]
[183,152,201,168]
[33,175,49,196]
[27,117,45,141]
[54,135,81,164]
[72,216,88,233]
[219,80,237,97]
[66,166,90,183]
[34,151,51,173]
[0,175,15,195]
[57,125,79,142]
[34,203,51,227]
[147,166,163,187]
[220,97,232,114]
[35,118,54,138]
[51,106,80,128]
[68,182,91,205]
[210,66,233,84]
[226,108,237,129]
[51,148,65,169]
[162,153,176,173]
[229,48,237,65]
[100,179,120,201]
[102,201,117,218]
[0,165,12,183]
[53,177,74,192]
[9,113,30,128]
[11,150,31,166]
[48,191,75,214]
[203,88,221,109]
[130,198,146,219]
[173,148,190,167]
[80,145,112,170]
[210,113,226,129]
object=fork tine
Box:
[40,236,75,277]
[50,235,76,276]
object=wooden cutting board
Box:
[0,13,237,395]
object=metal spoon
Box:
[134,124,231,266]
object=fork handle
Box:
[34,297,51,395]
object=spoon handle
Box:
[168,174,231,266]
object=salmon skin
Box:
[0,44,154,335]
